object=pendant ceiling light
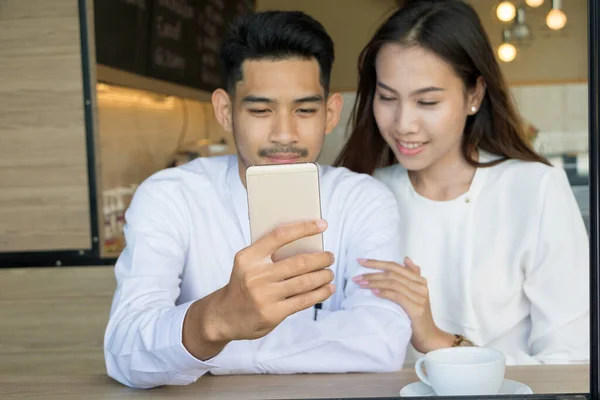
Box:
[509,6,533,45]
[497,1,517,22]
[546,0,567,30]
[525,0,544,7]
[497,29,517,62]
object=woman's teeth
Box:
[400,142,425,149]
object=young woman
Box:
[335,0,589,365]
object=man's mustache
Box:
[258,146,309,157]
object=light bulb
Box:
[546,9,567,30]
[496,2,516,22]
[498,43,517,62]
[525,0,544,7]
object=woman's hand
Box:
[353,257,455,353]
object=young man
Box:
[104,11,411,389]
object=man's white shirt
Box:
[104,155,412,388]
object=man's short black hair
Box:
[219,10,335,94]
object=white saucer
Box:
[399,379,533,397]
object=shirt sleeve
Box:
[521,166,590,364]
[103,177,248,389]
[208,177,413,376]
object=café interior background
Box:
[0,0,589,260]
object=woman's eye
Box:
[377,94,396,101]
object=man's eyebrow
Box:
[241,95,273,103]
[294,95,323,103]
[240,95,324,104]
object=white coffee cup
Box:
[414,347,505,396]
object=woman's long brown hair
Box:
[334,0,550,175]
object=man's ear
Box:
[212,89,233,132]
[325,92,343,135]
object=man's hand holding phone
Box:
[183,219,335,361]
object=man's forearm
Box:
[182,289,232,361]
[209,305,411,376]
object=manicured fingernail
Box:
[357,258,367,263]
[352,275,363,282]
[372,289,380,295]
[317,219,328,229]
[358,280,369,286]
[329,284,336,293]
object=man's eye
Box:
[298,109,317,114]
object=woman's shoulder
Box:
[482,154,571,204]
[487,156,562,187]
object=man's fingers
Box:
[274,251,334,280]
[250,220,327,258]
[278,284,335,316]
[278,268,335,298]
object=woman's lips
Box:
[396,140,428,156]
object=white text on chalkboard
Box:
[205,4,225,25]
[203,36,221,53]
[156,16,182,41]
[154,47,186,74]
[120,0,146,10]
[204,21,217,37]
[202,53,218,68]
[157,0,194,19]
[208,0,226,11]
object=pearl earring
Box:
[471,106,477,113]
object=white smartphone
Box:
[246,162,324,263]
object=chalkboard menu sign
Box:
[93,0,256,92]
[94,0,151,76]
[148,0,195,85]
[192,0,256,91]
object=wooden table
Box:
[0,267,591,399]
[0,365,590,399]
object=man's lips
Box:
[265,153,302,162]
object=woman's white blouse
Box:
[374,155,589,365]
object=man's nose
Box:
[268,112,299,144]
